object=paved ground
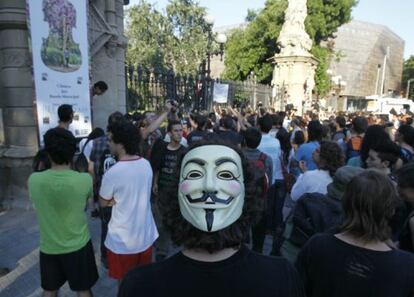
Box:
[0,204,283,297]
[0,208,117,297]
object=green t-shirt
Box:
[28,169,93,254]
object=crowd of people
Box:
[28,100,414,297]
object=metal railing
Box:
[125,64,278,112]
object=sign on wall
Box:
[27,0,91,143]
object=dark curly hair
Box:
[159,139,260,254]
[319,141,345,177]
[108,122,140,155]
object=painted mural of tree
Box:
[41,0,81,72]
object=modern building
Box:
[328,20,405,111]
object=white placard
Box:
[27,0,92,143]
[213,83,229,104]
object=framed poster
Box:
[27,0,92,144]
[213,83,229,104]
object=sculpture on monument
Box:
[277,0,313,56]
[271,0,318,115]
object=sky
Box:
[126,0,413,59]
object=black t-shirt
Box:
[215,130,243,146]
[156,144,186,191]
[187,130,209,145]
[118,245,304,297]
[296,233,414,297]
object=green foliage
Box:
[311,45,330,95]
[223,0,357,94]
[126,0,208,75]
[125,1,169,72]
[223,0,287,84]
[402,55,414,99]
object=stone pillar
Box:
[271,55,318,115]
[90,0,127,130]
[0,0,37,208]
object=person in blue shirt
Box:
[295,120,323,171]
[257,114,285,255]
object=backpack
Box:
[286,193,343,247]
[98,148,117,178]
[249,153,269,198]
[346,136,363,160]
[72,139,91,173]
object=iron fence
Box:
[125,64,281,112]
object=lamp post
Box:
[407,78,414,99]
[199,15,227,111]
[375,64,381,96]
[330,75,346,112]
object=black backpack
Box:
[72,139,91,173]
[287,193,343,248]
[98,148,117,178]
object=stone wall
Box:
[0,0,128,208]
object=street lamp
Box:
[330,75,346,112]
[407,78,414,99]
[198,14,227,111]
[216,33,227,61]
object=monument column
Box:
[0,0,37,207]
[270,0,318,115]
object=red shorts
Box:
[107,246,152,280]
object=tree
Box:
[402,55,414,99]
[125,0,209,75]
[125,1,170,71]
[165,0,209,74]
[223,0,357,95]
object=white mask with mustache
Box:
[178,145,245,232]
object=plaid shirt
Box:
[89,135,109,190]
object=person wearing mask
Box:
[118,141,305,297]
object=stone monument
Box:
[270,0,318,115]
